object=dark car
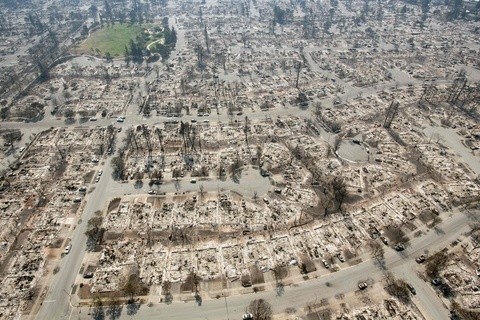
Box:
[394,243,405,251]
[416,255,426,263]
[407,284,416,295]
[432,278,442,286]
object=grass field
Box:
[74,23,145,58]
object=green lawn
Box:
[75,23,145,58]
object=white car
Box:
[64,244,72,254]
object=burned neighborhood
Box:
[0,0,480,320]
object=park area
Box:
[73,23,163,58]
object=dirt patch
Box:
[71,202,81,214]
[45,247,60,259]
[13,230,30,250]
[153,197,164,209]
[203,278,223,293]
[299,254,317,274]
[383,225,408,245]
[197,228,219,241]
[103,231,124,241]
[49,237,64,249]
[403,221,417,232]
[249,264,265,285]
[78,284,124,300]
[343,249,356,260]
[241,272,252,287]
[78,283,92,299]
[348,257,363,266]
[83,170,95,184]
[419,210,436,224]
[272,265,289,281]
[180,273,198,292]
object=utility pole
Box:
[223,291,230,320]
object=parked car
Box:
[358,282,368,290]
[322,259,330,269]
[416,255,426,263]
[394,243,405,251]
[432,278,442,286]
[64,244,72,254]
[407,284,416,295]
[380,236,389,245]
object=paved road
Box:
[35,154,117,320]
[68,208,472,320]
[104,166,272,199]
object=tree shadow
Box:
[106,304,122,320]
[231,170,242,184]
[64,118,76,125]
[276,282,285,296]
[164,292,173,304]
[373,257,387,271]
[433,226,445,235]
[397,250,408,259]
[126,300,141,316]
[134,179,143,189]
[91,307,105,320]
[195,293,202,306]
